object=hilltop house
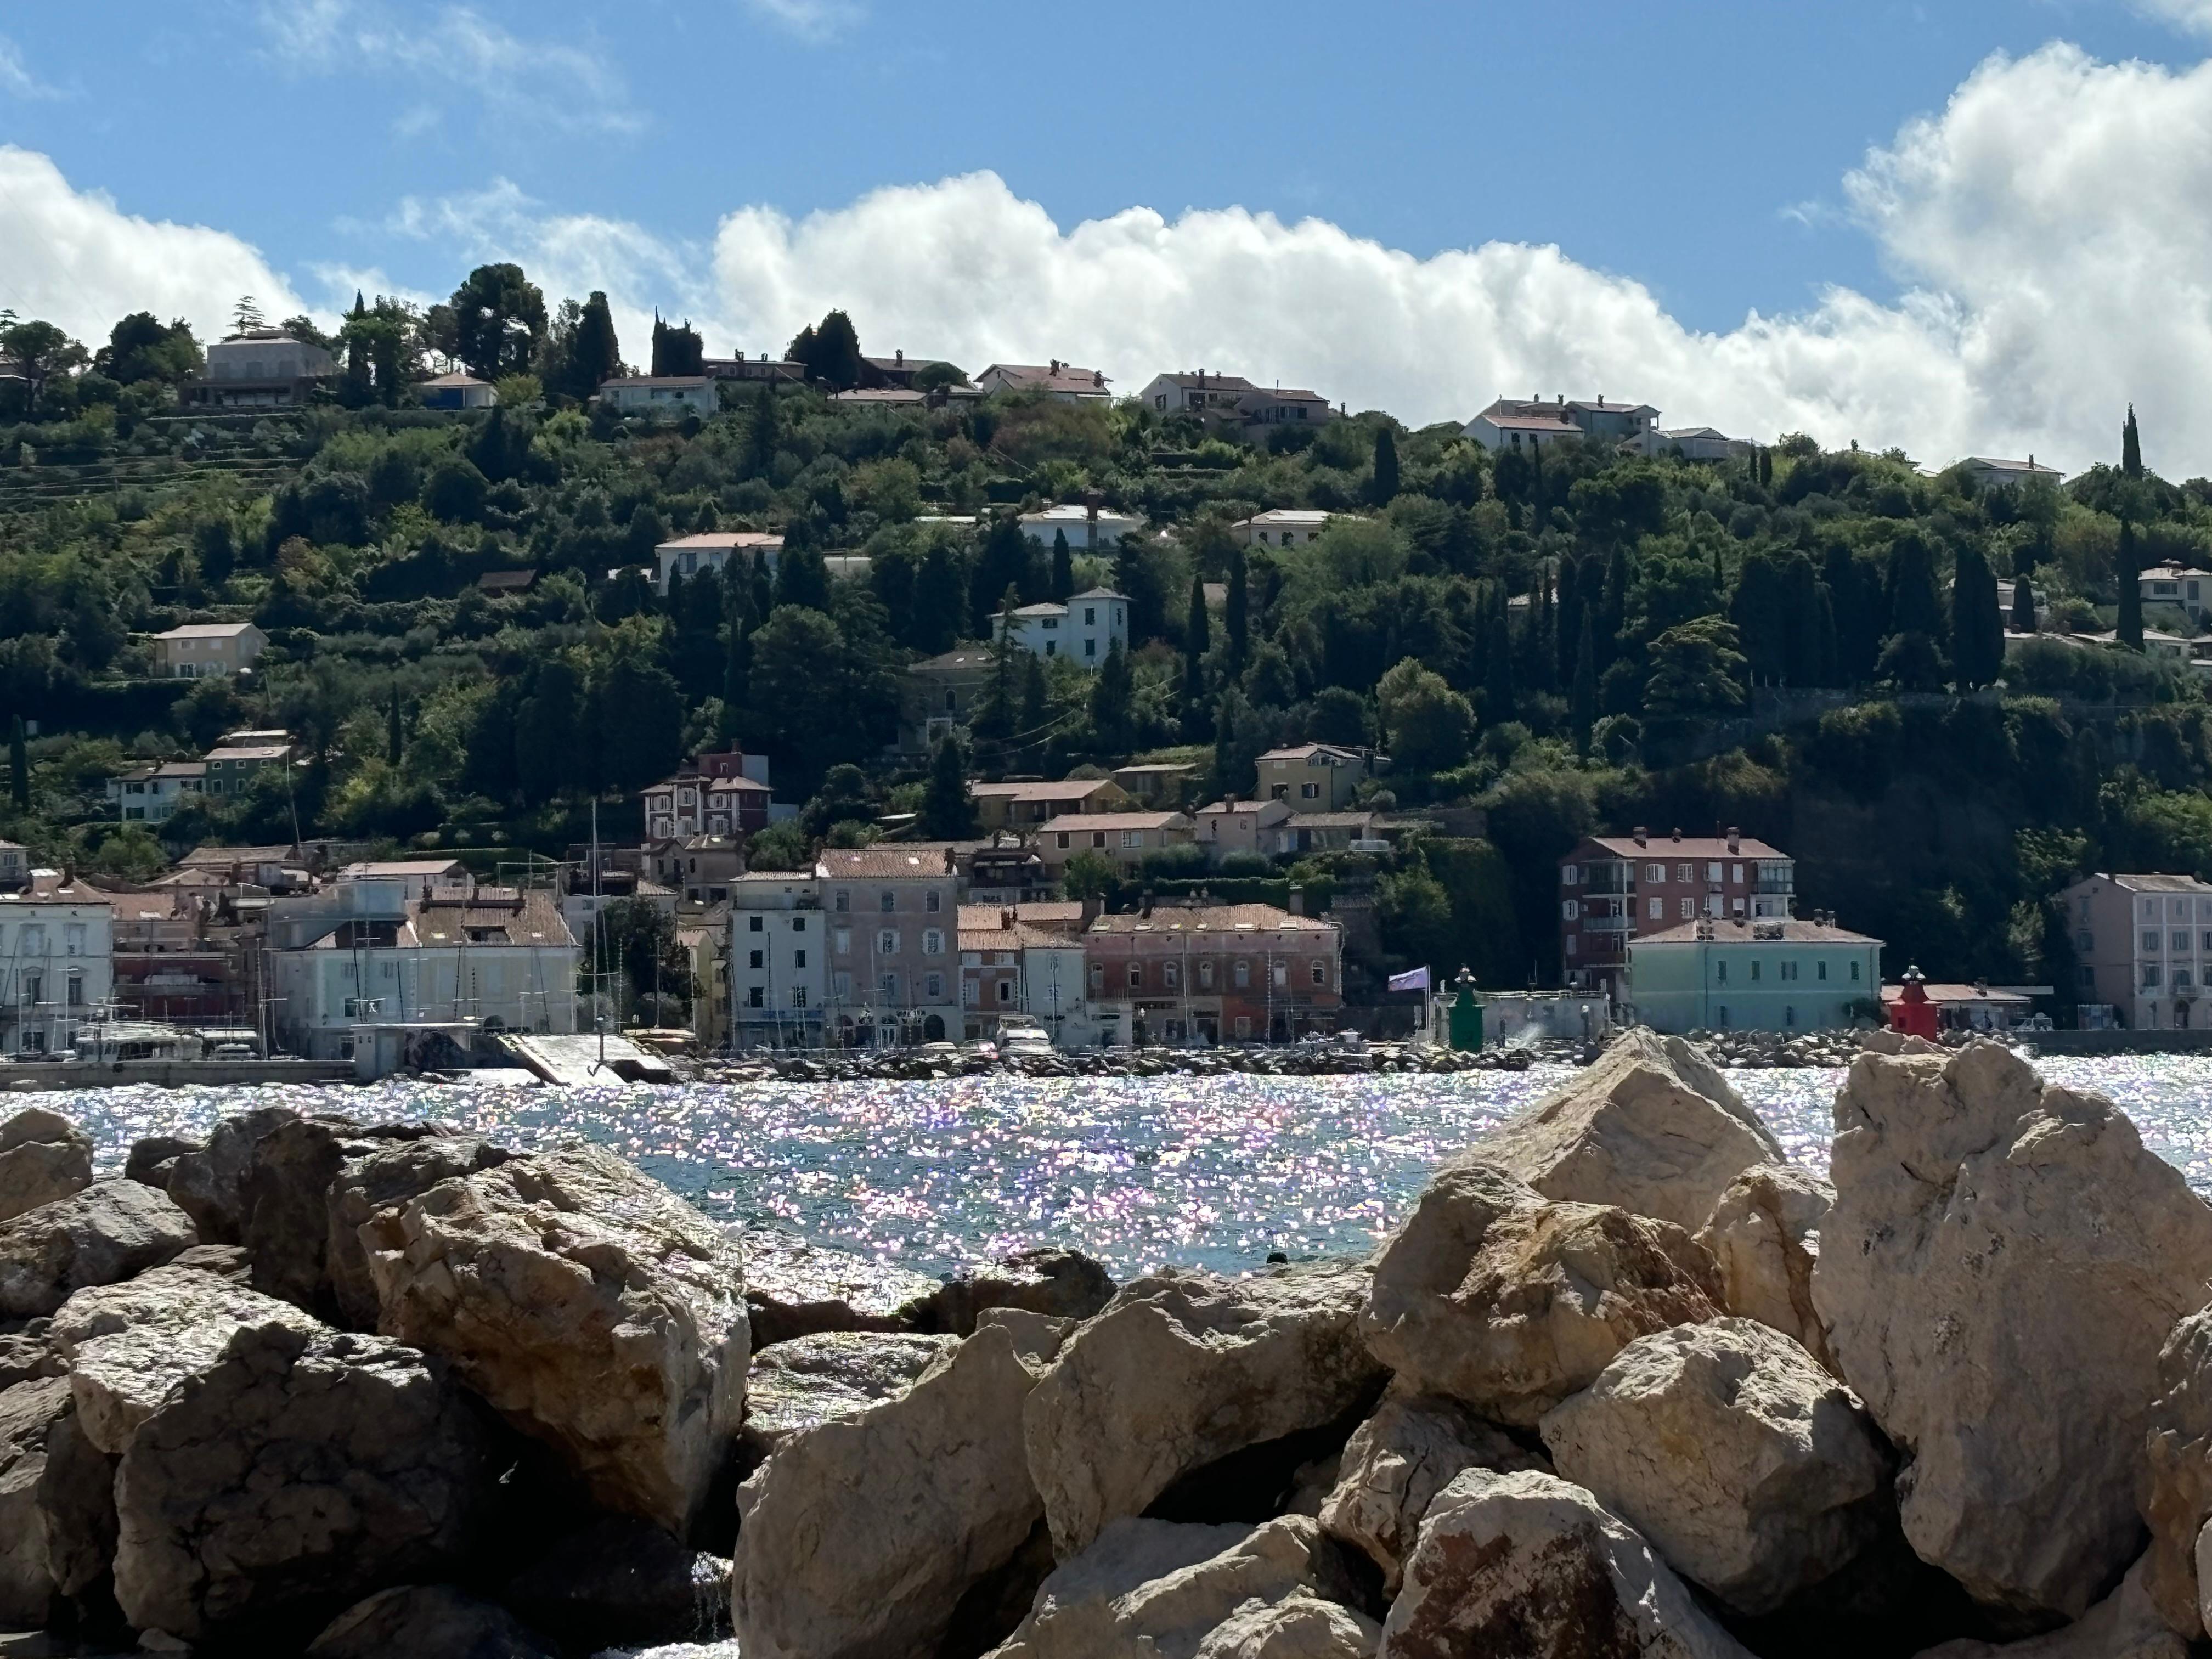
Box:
[969,776,1134,832]
[153,622,266,679]
[1017,502,1141,551]
[1231,510,1338,548]
[1957,456,2066,490]
[1135,371,1335,433]
[974,362,1111,402]
[1465,396,1662,455]
[108,760,207,823]
[992,588,1130,665]
[178,328,337,410]
[654,531,785,594]
[595,376,716,417]
[1255,744,1375,811]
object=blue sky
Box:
[5,2,2212,465]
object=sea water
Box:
[55,1053,2212,1280]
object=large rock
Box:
[325,1133,511,1331]
[361,1142,749,1537]
[166,1104,296,1244]
[986,1515,1377,1659]
[1696,1163,1836,1369]
[1361,1159,1723,1427]
[112,1318,489,1642]
[0,1107,93,1223]
[738,1330,958,1468]
[125,1134,200,1190]
[306,1583,557,1658]
[239,1114,444,1318]
[1539,1317,1893,1616]
[2139,1306,2212,1637]
[1471,1028,1780,1229]
[1916,1557,2190,1659]
[1024,1265,1386,1556]
[0,1178,196,1318]
[923,1248,1117,1336]
[733,1321,1052,1659]
[0,1316,59,1390]
[1378,1468,1757,1659]
[0,1374,116,1627]
[1815,1043,2212,1622]
[49,1262,317,1453]
[738,1226,943,1347]
[1317,1385,1549,1596]
[504,1513,730,1652]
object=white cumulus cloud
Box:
[0,146,308,345]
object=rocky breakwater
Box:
[700,1039,1547,1086]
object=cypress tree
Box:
[919,737,978,840]
[1554,555,1583,687]
[2011,572,2038,635]
[1530,572,1556,692]
[1950,543,2004,690]
[386,683,404,765]
[342,291,371,407]
[1182,575,1210,729]
[2118,518,2145,649]
[1090,640,1133,754]
[2124,404,2144,481]
[574,291,622,392]
[1570,611,1597,751]
[1050,528,1074,601]
[1223,543,1250,674]
[1372,427,1401,504]
[1597,545,1630,675]
[8,716,26,811]
[974,588,1024,745]
[1483,588,1516,722]
[1020,654,1049,742]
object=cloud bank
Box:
[6,42,2212,472]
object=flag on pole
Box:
[1387,967,1431,993]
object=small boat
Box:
[998,1020,1054,1057]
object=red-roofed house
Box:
[1560,827,1795,995]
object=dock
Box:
[500,1032,680,1087]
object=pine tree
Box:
[1372,427,1401,504]
[974,596,1025,747]
[2011,572,2037,635]
[8,716,26,811]
[1050,528,1074,602]
[1570,611,1597,752]
[1224,543,1250,674]
[919,737,978,839]
[2124,404,2144,481]
[2118,518,2145,650]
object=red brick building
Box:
[1559,827,1795,996]
[1082,899,1342,1045]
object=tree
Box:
[1371,426,1401,504]
[1950,543,2005,690]
[1885,532,1944,642]
[1377,865,1453,972]
[598,898,691,1017]
[912,541,966,654]
[449,263,547,381]
[95,312,201,385]
[386,682,405,765]
[2124,404,2144,481]
[2011,571,2038,635]
[516,657,585,804]
[0,320,86,415]
[1223,543,1250,674]
[546,290,622,400]
[1644,616,1748,718]
[1377,658,1475,774]
[919,737,978,839]
[788,309,864,390]
[8,716,25,811]
[590,648,686,795]
[1050,528,1074,602]
[2118,517,2145,650]
[1090,640,1134,754]
[1181,575,1211,733]
[972,592,1025,746]
[971,517,1032,634]
[650,314,704,377]
[1570,610,1598,750]
[1062,850,1118,902]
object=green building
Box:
[1627,918,1882,1034]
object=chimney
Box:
[1001,907,1014,930]
[895,349,905,365]
[1671,827,1683,843]
[1726,826,1740,854]
[1633,826,1647,847]
[1288,884,1306,917]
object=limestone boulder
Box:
[1696,1164,1835,1369]
[112,1318,489,1642]
[165,1104,296,1243]
[125,1134,201,1190]
[1815,1042,2212,1621]
[1539,1317,1893,1616]
[738,1330,958,1468]
[0,1107,93,1223]
[986,1515,1376,1659]
[0,1374,116,1627]
[1916,1557,2190,1659]
[1025,1265,1386,1556]
[733,1321,1052,1659]
[1361,1159,1723,1427]
[239,1114,445,1318]
[49,1262,317,1454]
[361,1142,749,1537]
[305,1583,557,1658]
[923,1247,1116,1336]
[2138,1305,2212,1637]
[0,1178,196,1319]
[0,1316,59,1390]
[1317,1385,1549,1596]
[1472,1027,1780,1230]
[738,1226,943,1347]
[324,1133,511,1330]
[1378,1468,1757,1659]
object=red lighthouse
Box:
[1889,963,1940,1040]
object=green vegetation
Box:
[7,263,2212,997]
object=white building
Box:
[1017,502,1141,551]
[2057,872,2212,1030]
[2140,565,2212,627]
[0,871,117,1056]
[992,587,1128,667]
[596,376,717,417]
[1657,427,1754,463]
[152,622,266,679]
[108,761,207,823]
[654,532,785,595]
[1465,397,1662,455]
[1134,373,1335,432]
[731,871,826,1048]
[266,875,579,1060]
[1230,510,1337,548]
[1956,455,2066,490]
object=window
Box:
[1272,961,1288,988]
[2145,965,2164,989]
[1717,961,1729,983]
[1645,863,1665,883]
[925,890,941,914]
[1785,1005,1796,1028]
[1311,959,1327,985]
[834,928,851,956]
[2180,969,2197,990]
[1054,832,1071,850]
[1562,900,1579,921]
[2145,932,2162,952]
[793,950,806,969]
[1199,960,1216,989]
[1849,961,1860,981]
[1091,832,1106,849]
[1127,962,1143,988]
[963,977,979,1006]
[1085,639,1097,659]
[1730,864,1744,884]
[1233,959,1251,988]
[1301,782,1320,799]
[792,917,806,933]
[1566,935,1577,955]
[749,950,764,970]
[1679,899,1694,919]
[2178,932,2194,952]
[1818,960,1828,980]
[1163,962,1180,989]
[1647,897,1664,920]
[1234,1016,1252,1039]
[833,972,851,1000]
[2080,965,2097,989]
[922,929,944,956]
[749,915,764,933]
[877,930,900,955]
[1084,607,1097,624]
[925,972,944,1000]
[879,972,900,1000]
[63,924,84,957]
[1702,896,1720,918]
[1046,641,1057,657]
[1562,864,1581,885]
[2144,898,2158,918]
[834,889,850,913]
[1676,863,1693,882]
[748,986,765,1008]
[2177,899,2193,918]
[2080,932,2096,953]
[1751,961,1763,981]
[792,987,808,1008]
[1089,961,1105,990]
[1706,862,1722,882]
[1121,831,1143,849]
[880,890,896,913]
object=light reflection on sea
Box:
[55,1052,2212,1280]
